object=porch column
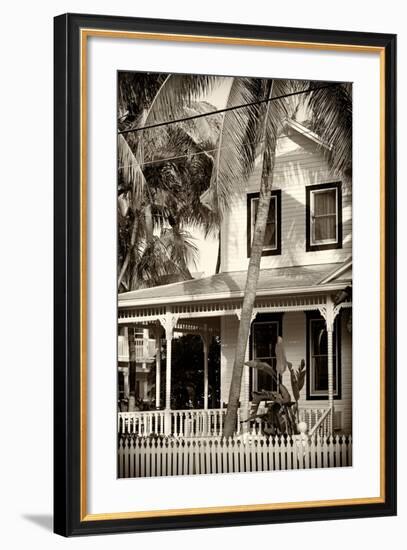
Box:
[127,326,138,398]
[202,325,209,409]
[320,296,337,435]
[327,326,334,428]
[123,326,130,399]
[155,328,161,409]
[158,312,179,435]
[123,368,130,399]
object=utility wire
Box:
[118,82,341,136]
[118,127,325,170]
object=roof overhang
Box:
[118,280,350,309]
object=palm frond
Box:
[129,227,198,289]
[117,133,146,201]
[160,226,198,276]
[261,80,299,177]
[305,82,352,175]
[202,77,265,217]
[145,74,224,127]
[117,72,167,126]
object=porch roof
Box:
[119,261,351,308]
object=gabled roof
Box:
[284,118,331,151]
[119,261,352,308]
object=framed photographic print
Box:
[54,13,397,536]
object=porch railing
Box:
[118,406,331,437]
[308,407,332,437]
[118,410,166,436]
[299,407,331,436]
[172,409,226,437]
[118,409,227,437]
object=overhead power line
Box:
[118,127,325,170]
[118,82,342,136]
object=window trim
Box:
[247,190,281,257]
[305,311,342,400]
[306,182,342,252]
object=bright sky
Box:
[189,228,219,278]
[205,77,233,109]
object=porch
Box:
[118,262,352,438]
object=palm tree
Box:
[118,74,221,393]
[214,78,293,437]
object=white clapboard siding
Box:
[118,434,352,478]
[220,315,240,405]
[221,311,352,433]
[221,131,352,273]
[293,312,352,434]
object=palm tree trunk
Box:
[223,80,276,438]
[215,230,221,274]
[222,176,276,437]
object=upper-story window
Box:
[247,190,281,257]
[306,182,342,252]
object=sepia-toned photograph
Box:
[116,72,353,478]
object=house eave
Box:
[118,281,351,309]
[318,257,352,285]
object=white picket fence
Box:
[118,434,352,478]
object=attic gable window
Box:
[247,190,281,257]
[306,182,342,252]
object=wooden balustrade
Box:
[118,409,228,437]
[118,411,166,435]
[171,409,226,437]
[299,407,331,436]
[118,406,331,437]
[308,407,332,437]
[118,336,156,362]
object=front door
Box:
[251,318,280,395]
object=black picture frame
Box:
[54,13,397,537]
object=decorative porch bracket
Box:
[318,296,347,435]
[158,312,180,435]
